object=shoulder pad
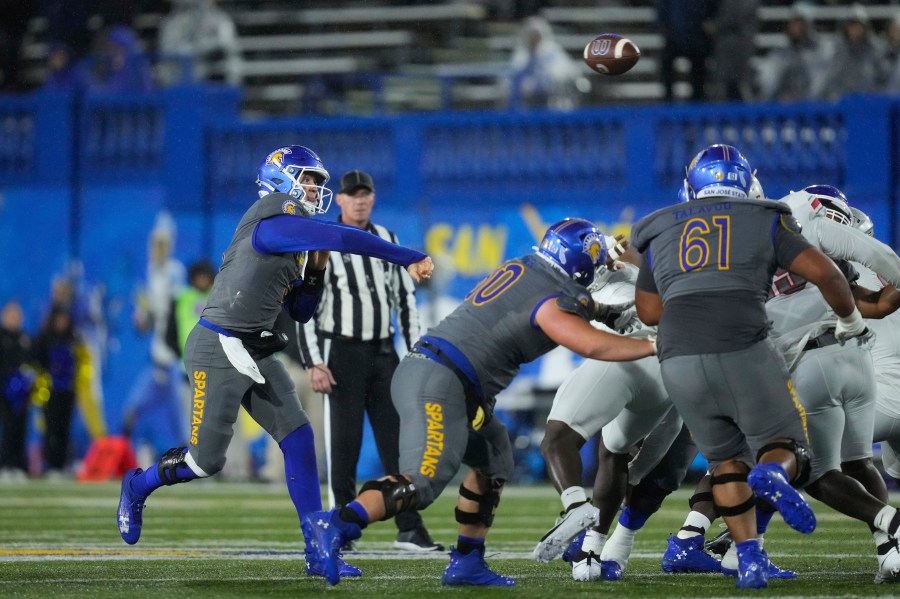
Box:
[555,295,592,320]
[778,214,802,234]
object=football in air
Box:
[583,34,640,76]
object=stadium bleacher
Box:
[14,0,900,115]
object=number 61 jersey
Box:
[630,196,813,359]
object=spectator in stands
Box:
[157,0,242,86]
[0,300,32,481]
[655,0,716,102]
[0,0,36,91]
[90,25,154,93]
[38,0,91,60]
[508,16,582,110]
[815,4,886,100]
[34,306,79,477]
[881,14,900,92]
[43,42,89,91]
[756,2,830,103]
[707,0,759,102]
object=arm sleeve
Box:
[814,218,900,287]
[253,215,427,267]
[388,230,421,352]
[282,288,321,324]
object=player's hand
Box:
[593,299,635,327]
[308,250,330,271]
[605,234,628,270]
[309,363,336,394]
[407,257,434,283]
[835,307,875,345]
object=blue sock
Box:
[756,507,775,535]
[129,449,199,498]
[618,506,651,530]
[280,424,322,519]
[347,502,370,524]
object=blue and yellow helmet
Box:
[256,145,333,215]
[686,144,752,200]
[538,218,608,287]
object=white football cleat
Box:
[876,541,900,584]
[572,550,603,581]
[533,502,600,563]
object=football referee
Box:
[297,170,442,552]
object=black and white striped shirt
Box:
[296,220,420,368]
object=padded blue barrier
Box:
[0,87,895,249]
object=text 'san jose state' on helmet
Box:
[686,144,753,200]
[255,145,333,216]
[538,218,608,287]
[803,184,852,226]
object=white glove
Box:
[611,306,641,334]
[835,307,874,345]
[594,299,636,326]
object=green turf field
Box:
[0,479,895,597]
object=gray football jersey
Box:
[632,197,812,358]
[426,254,592,400]
[202,193,308,332]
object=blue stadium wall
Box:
[1,85,898,434]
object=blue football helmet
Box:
[686,144,752,200]
[537,218,608,287]
[678,179,691,202]
[256,145,333,216]
[803,184,852,226]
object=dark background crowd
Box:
[1,0,899,114]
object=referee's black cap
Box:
[338,170,375,194]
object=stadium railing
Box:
[0,87,895,247]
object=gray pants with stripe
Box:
[391,354,514,508]
[660,339,809,471]
[183,325,309,475]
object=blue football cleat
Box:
[602,560,624,581]
[723,550,796,579]
[748,463,816,535]
[301,510,361,586]
[305,550,362,578]
[661,535,722,573]
[117,468,145,545]
[561,530,587,564]
[442,546,516,586]
[735,540,769,589]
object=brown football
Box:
[583,34,640,76]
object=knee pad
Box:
[756,440,811,487]
[360,474,419,519]
[710,471,754,517]
[455,479,503,528]
[158,447,200,485]
[629,477,670,516]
